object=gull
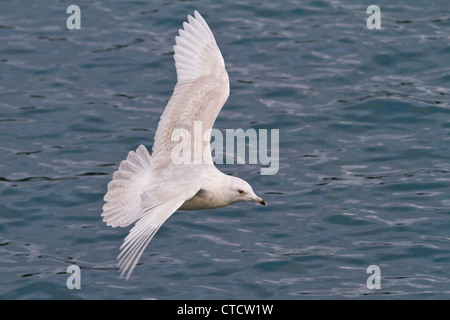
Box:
[101,11,267,280]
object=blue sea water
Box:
[0,0,449,299]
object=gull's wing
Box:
[151,11,229,169]
[116,170,203,279]
[102,144,203,279]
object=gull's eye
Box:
[238,189,245,194]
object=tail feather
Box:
[102,145,152,228]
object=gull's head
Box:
[228,176,267,206]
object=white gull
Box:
[101,11,266,279]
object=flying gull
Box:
[102,11,266,279]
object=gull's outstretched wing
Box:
[102,144,203,279]
[115,168,203,279]
[151,11,229,169]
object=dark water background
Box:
[0,0,449,299]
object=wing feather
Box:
[117,180,202,279]
[151,11,229,169]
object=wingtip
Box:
[186,10,202,24]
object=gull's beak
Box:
[253,196,267,206]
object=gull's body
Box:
[102,11,266,279]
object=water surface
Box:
[0,0,449,299]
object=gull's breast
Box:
[179,188,228,210]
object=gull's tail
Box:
[101,145,152,228]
